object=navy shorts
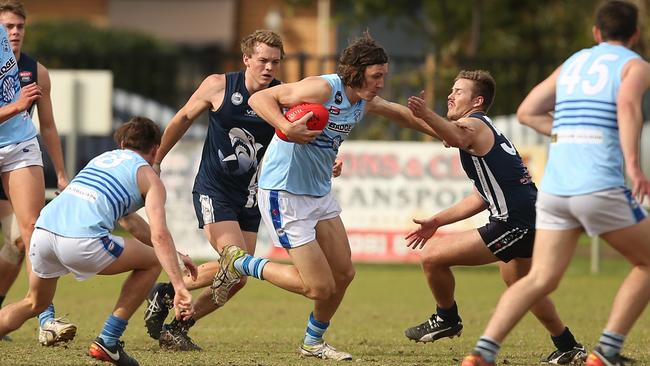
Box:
[478,217,534,262]
[192,192,261,233]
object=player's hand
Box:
[627,168,650,204]
[178,252,198,281]
[404,216,440,249]
[407,91,433,120]
[172,288,194,321]
[282,112,322,144]
[56,175,69,193]
[16,83,42,111]
[332,159,343,178]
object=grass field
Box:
[1,255,649,366]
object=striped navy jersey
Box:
[459,112,537,228]
[193,71,280,207]
[36,149,147,237]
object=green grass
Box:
[2,256,649,366]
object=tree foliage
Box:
[22,20,182,106]
[334,0,650,139]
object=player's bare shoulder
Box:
[200,73,227,109]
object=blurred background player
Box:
[404,70,586,364]
[0,0,70,344]
[212,32,439,361]
[0,117,197,366]
[462,2,650,365]
[143,30,286,351]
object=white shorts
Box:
[258,189,341,249]
[536,188,648,236]
[30,228,125,281]
[0,137,43,173]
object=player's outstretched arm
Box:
[366,96,442,140]
[405,190,486,249]
[154,74,225,170]
[517,66,561,136]
[407,93,479,149]
[249,77,329,143]
[138,165,194,319]
[617,58,650,202]
[36,63,68,190]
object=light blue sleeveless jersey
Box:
[542,43,640,195]
[36,149,148,237]
[0,26,37,147]
[259,74,366,196]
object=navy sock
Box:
[551,327,577,352]
[436,302,460,323]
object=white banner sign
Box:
[161,140,546,263]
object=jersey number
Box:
[94,152,133,168]
[559,52,620,95]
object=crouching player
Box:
[0,117,197,366]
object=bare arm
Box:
[516,66,561,136]
[117,212,152,245]
[430,190,487,226]
[405,190,487,249]
[617,58,650,202]
[154,74,224,167]
[248,77,329,144]
[117,211,198,279]
[138,166,194,319]
[407,94,484,150]
[36,64,68,190]
[0,82,41,123]
[366,96,442,140]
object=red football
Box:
[276,103,329,141]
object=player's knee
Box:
[334,266,355,289]
[421,252,446,271]
[527,270,560,295]
[304,281,335,300]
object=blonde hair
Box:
[240,29,285,59]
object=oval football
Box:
[276,103,329,141]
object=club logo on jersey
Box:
[218,127,263,175]
[353,109,362,122]
[329,106,340,115]
[331,135,343,153]
[1,38,9,53]
[335,91,343,104]
[231,92,243,106]
[1,74,18,103]
[19,71,33,84]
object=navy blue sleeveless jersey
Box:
[18,52,38,116]
[459,112,537,228]
[192,71,280,208]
